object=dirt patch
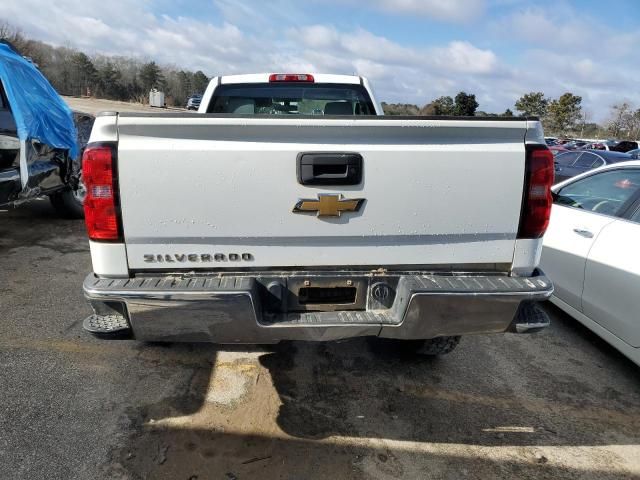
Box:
[63,96,189,116]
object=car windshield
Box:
[208,82,376,115]
[555,152,580,166]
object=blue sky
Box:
[3,0,640,120]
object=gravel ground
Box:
[1,200,639,480]
[63,96,188,116]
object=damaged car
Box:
[0,41,85,217]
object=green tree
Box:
[139,61,164,92]
[420,96,454,115]
[382,102,420,115]
[71,52,97,96]
[581,123,601,138]
[546,93,582,135]
[606,103,640,139]
[501,108,514,117]
[177,71,191,94]
[96,62,123,99]
[166,70,193,106]
[192,70,209,94]
[515,92,548,117]
[629,109,640,140]
[419,102,437,115]
[453,92,478,116]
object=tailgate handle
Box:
[297,152,362,185]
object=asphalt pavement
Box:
[1,200,639,480]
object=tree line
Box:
[0,20,208,107]
[383,92,483,117]
[385,91,640,139]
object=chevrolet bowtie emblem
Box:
[293,194,365,217]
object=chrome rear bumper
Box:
[83,270,553,343]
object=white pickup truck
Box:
[81,73,554,355]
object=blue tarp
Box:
[0,43,78,159]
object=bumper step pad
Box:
[509,302,551,333]
[83,313,131,336]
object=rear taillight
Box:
[269,73,314,82]
[82,144,121,241]
[518,145,554,239]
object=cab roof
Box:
[219,73,362,85]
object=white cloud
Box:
[496,7,640,59]
[430,41,498,74]
[336,28,423,65]
[213,0,306,28]
[296,25,341,50]
[291,26,498,75]
[372,0,485,22]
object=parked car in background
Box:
[545,137,557,146]
[541,161,640,366]
[581,142,608,151]
[611,140,639,153]
[626,148,640,159]
[549,145,568,156]
[563,140,588,150]
[554,150,633,183]
[581,140,619,151]
[186,94,203,110]
[0,42,83,217]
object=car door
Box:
[582,172,640,346]
[541,168,640,311]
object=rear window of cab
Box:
[207,83,376,116]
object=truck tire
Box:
[49,187,84,219]
[415,336,461,356]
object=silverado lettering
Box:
[143,253,254,263]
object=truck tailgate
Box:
[116,115,527,270]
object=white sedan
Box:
[541,160,640,366]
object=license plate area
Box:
[287,277,367,312]
[298,286,357,305]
